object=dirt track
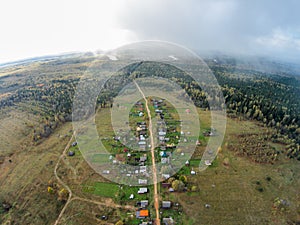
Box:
[134,80,160,225]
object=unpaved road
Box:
[134,80,160,225]
[53,134,135,225]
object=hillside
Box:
[0,54,299,225]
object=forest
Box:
[0,56,299,160]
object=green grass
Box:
[83,182,119,198]
[84,182,151,202]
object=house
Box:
[157,120,164,125]
[160,151,168,157]
[140,135,146,141]
[138,187,148,194]
[191,170,196,175]
[168,188,174,192]
[72,141,77,147]
[162,174,170,179]
[129,194,134,199]
[140,166,147,173]
[68,151,75,156]
[139,145,147,151]
[158,131,167,136]
[138,179,148,185]
[139,141,146,145]
[205,160,212,166]
[205,203,211,208]
[113,136,121,141]
[140,200,149,208]
[159,136,165,141]
[102,170,110,174]
[101,215,108,220]
[160,146,166,151]
[139,130,147,135]
[162,217,174,225]
[138,141,147,151]
[140,125,147,130]
[162,183,171,188]
[140,222,149,225]
[162,201,172,209]
[161,157,169,164]
[136,209,149,218]
[140,156,147,162]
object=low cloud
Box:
[116,0,300,60]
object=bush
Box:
[115,220,124,225]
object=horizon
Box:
[2,48,300,75]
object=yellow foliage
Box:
[47,186,54,194]
[115,220,124,225]
[58,188,69,201]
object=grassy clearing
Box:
[84,182,119,198]
[163,113,300,225]
[83,182,151,203]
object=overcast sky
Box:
[0,0,300,63]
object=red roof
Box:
[139,210,149,217]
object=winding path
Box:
[53,133,136,225]
[53,134,74,225]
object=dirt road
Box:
[134,80,160,225]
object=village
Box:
[65,94,215,225]
[100,97,202,225]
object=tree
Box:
[115,220,124,225]
[191,185,198,192]
[172,180,185,192]
[179,175,187,184]
[47,186,54,194]
[167,177,175,184]
[58,188,69,202]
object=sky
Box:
[0,0,300,63]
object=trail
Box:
[134,80,160,225]
[53,134,74,225]
[53,133,135,225]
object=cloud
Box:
[256,28,300,50]
[0,0,135,63]
[116,0,300,59]
[1,0,300,62]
